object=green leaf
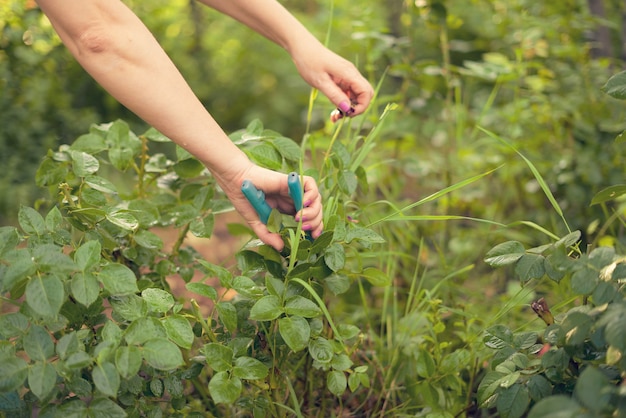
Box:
[99,263,138,296]
[108,147,135,171]
[232,276,264,299]
[71,150,100,177]
[232,357,269,380]
[115,345,142,379]
[278,316,310,352]
[24,325,54,361]
[324,273,351,295]
[203,343,234,372]
[560,311,592,346]
[338,170,358,195]
[0,227,20,258]
[591,184,626,205]
[56,332,80,361]
[308,337,334,364]
[1,248,36,293]
[484,325,514,349]
[105,210,139,231]
[249,295,283,321]
[163,314,194,350]
[0,358,28,392]
[190,215,214,238]
[84,175,118,194]
[28,361,57,400]
[124,317,167,346]
[0,313,29,339]
[323,243,345,272]
[327,370,347,396]
[93,362,120,398]
[173,157,205,178]
[19,206,45,236]
[36,157,69,187]
[527,375,552,402]
[143,127,171,143]
[247,143,282,170]
[71,132,108,153]
[331,353,353,372]
[89,398,127,418]
[415,348,436,378]
[346,226,386,245]
[141,288,174,313]
[271,136,301,161]
[528,395,582,418]
[477,371,505,406]
[575,366,611,412]
[571,267,598,295]
[74,240,102,272]
[71,272,100,307]
[142,339,184,371]
[284,295,322,318]
[601,70,626,99]
[25,275,65,317]
[133,230,163,250]
[485,241,526,266]
[208,371,242,404]
[110,295,147,321]
[361,267,391,286]
[515,254,545,282]
[216,301,238,333]
[496,383,530,418]
[185,282,218,301]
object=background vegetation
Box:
[1,0,626,416]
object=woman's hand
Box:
[290,42,374,122]
[217,163,324,251]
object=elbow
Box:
[74,25,115,56]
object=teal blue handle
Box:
[287,172,303,211]
[241,180,272,224]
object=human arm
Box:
[35,0,323,250]
[197,0,374,119]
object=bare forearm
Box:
[37,0,249,180]
[196,0,323,56]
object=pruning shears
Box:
[241,172,310,239]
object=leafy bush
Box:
[0,118,389,416]
[478,71,626,418]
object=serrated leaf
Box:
[338,170,358,195]
[185,282,218,301]
[115,345,142,379]
[71,150,100,177]
[278,315,310,352]
[284,295,322,318]
[89,398,127,418]
[327,370,347,396]
[99,263,138,296]
[485,241,526,266]
[142,339,183,371]
[571,267,598,295]
[477,371,506,406]
[247,143,282,170]
[93,362,120,398]
[84,175,118,194]
[203,343,234,372]
[105,210,139,231]
[308,337,334,364]
[232,357,269,380]
[515,254,545,282]
[133,230,163,250]
[324,243,345,272]
[527,375,552,401]
[361,267,391,287]
[74,240,102,272]
[0,358,28,392]
[25,275,65,318]
[141,288,174,313]
[23,325,54,361]
[271,136,301,161]
[208,371,242,404]
[249,295,283,321]
[527,395,581,418]
[217,301,238,333]
[19,206,45,236]
[124,317,167,346]
[496,383,530,418]
[163,314,194,350]
[346,226,385,244]
[28,361,57,400]
[602,70,626,99]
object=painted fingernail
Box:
[338,101,351,113]
[303,200,312,208]
[302,224,312,231]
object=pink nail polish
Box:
[303,200,312,208]
[302,224,312,231]
[338,101,351,113]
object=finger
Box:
[250,221,285,252]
